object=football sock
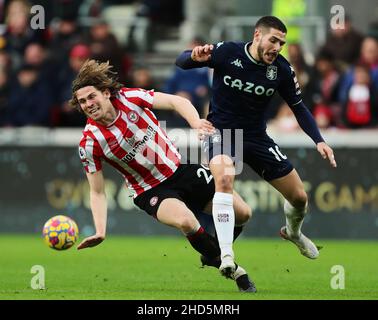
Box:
[284,199,307,237]
[186,226,221,259]
[205,225,244,263]
[212,192,235,259]
[215,224,245,242]
[212,224,244,243]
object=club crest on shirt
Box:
[266,65,277,80]
[127,111,139,123]
[150,196,158,206]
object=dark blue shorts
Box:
[203,129,293,181]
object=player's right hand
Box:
[191,44,214,62]
[77,234,105,250]
[193,119,216,140]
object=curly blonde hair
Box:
[69,60,123,111]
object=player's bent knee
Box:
[177,214,199,234]
[290,190,308,210]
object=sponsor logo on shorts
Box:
[150,196,158,206]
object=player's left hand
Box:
[317,142,337,168]
[77,234,105,250]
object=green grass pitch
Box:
[0,235,377,300]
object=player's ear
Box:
[254,28,261,41]
[103,88,111,99]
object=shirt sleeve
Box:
[175,41,228,69]
[207,41,227,69]
[290,101,325,144]
[175,50,211,69]
[79,136,102,173]
[120,88,155,109]
[277,63,303,107]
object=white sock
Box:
[212,192,235,259]
[284,199,307,237]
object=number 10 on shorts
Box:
[268,146,288,162]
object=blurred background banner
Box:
[1,128,377,239]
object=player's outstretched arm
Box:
[153,92,215,139]
[290,101,337,168]
[77,170,107,250]
[175,44,213,69]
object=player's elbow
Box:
[175,59,188,69]
[175,51,193,69]
[175,57,183,68]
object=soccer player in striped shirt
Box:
[176,16,338,272]
[69,60,256,292]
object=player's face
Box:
[256,28,286,64]
[76,86,113,122]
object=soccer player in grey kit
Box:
[176,16,337,277]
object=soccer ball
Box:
[43,215,79,250]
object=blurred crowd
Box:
[0,0,377,130]
[0,0,184,127]
[270,15,378,131]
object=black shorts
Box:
[203,129,293,181]
[133,164,215,218]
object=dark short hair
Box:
[255,16,287,33]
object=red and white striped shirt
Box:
[79,87,181,197]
